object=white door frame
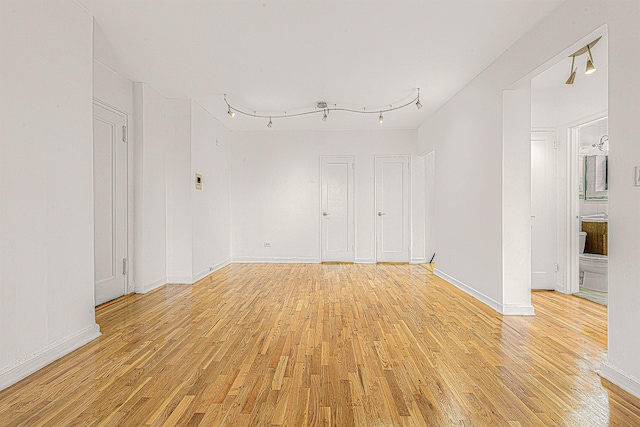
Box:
[319,155,355,262]
[565,111,608,294]
[93,99,130,303]
[374,155,411,263]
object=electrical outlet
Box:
[264,242,271,248]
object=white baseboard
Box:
[410,258,427,265]
[232,256,320,264]
[167,276,193,285]
[135,277,166,294]
[0,324,101,391]
[193,258,232,283]
[434,269,534,315]
[502,304,535,316]
[355,258,376,264]
[600,361,640,399]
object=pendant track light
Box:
[565,55,577,86]
[564,36,601,86]
[585,46,596,74]
[223,88,422,125]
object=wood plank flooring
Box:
[1,263,639,426]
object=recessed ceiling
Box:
[78,0,563,131]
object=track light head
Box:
[416,98,422,109]
[565,69,577,86]
[267,117,272,128]
[585,47,596,74]
[228,107,235,118]
[565,55,576,86]
[378,112,383,124]
[322,110,327,122]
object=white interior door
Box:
[375,156,410,262]
[531,130,557,290]
[93,102,128,305]
[321,156,355,262]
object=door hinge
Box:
[122,125,128,143]
[553,140,557,149]
[554,263,559,272]
[123,258,128,275]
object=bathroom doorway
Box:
[568,116,609,305]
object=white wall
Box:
[190,101,232,280]
[0,0,100,389]
[166,99,193,283]
[133,83,169,292]
[135,86,232,288]
[419,0,640,397]
[231,130,419,263]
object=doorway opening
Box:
[529,28,608,301]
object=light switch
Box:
[195,173,202,190]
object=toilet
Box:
[579,231,608,291]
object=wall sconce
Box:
[565,37,601,86]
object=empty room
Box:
[1,0,640,425]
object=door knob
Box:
[378,212,386,216]
[323,212,330,216]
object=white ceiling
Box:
[79,0,564,131]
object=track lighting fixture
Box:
[224,88,422,125]
[564,37,601,85]
[585,46,596,74]
[565,55,577,86]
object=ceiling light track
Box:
[224,89,422,127]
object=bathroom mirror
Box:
[584,154,608,200]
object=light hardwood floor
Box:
[1,263,639,426]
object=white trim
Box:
[410,258,427,265]
[435,269,534,315]
[355,258,376,264]
[192,259,232,283]
[435,269,503,313]
[135,277,166,294]
[564,111,608,295]
[600,362,640,399]
[167,276,193,285]
[232,257,320,264]
[0,324,101,391]
[502,304,535,316]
